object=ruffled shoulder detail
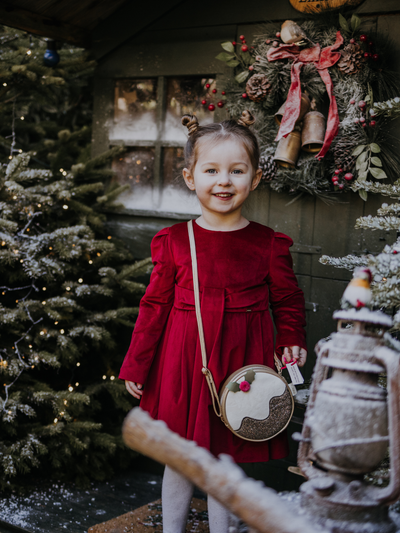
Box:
[273,231,294,249]
[153,226,170,238]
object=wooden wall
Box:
[91,0,400,380]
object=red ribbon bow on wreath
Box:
[267,31,344,159]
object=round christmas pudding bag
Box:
[219,365,294,442]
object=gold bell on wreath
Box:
[273,129,301,168]
[301,110,326,153]
[275,93,310,126]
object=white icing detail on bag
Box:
[225,373,286,431]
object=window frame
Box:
[104,74,226,219]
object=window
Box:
[110,76,216,217]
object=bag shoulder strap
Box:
[188,220,222,418]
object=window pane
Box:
[111,148,156,210]
[111,79,157,142]
[163,77,216,143]
[163,147,185,188]
[160,147,201,215]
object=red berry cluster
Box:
[239,34,248,53]
[331,168,353,189]
[201,84,226,111]
[350,98,376,128]
[352,34,380,62]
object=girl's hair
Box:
[181,110,259,172]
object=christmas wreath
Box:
[213,13,400,200]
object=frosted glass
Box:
[112,147,201,215]
[111,79,158,142]
[163,77,216,143]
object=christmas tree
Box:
[0,27,151,489]
[0,151,152,489]
[320,96,400,337]
[0,24,95,164]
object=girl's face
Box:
[183,138,262,218]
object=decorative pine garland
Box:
[215,13,400,200]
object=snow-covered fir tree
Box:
[0,26,151,489]
[0,151,152,489]
[321,97,400,334]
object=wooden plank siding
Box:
[92,1,400,380]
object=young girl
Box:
[119,110,307,533]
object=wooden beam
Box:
[91,0,186,60]
[0,0,89,47]
[122,408,321,533]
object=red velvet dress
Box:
[119,220,307,463]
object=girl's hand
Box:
[282,346,307,368]
[125,381,143,399]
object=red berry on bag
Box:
[221,91,226,95]
[242,93,247,99]
[334,169,341,175]
[345,173,354,181]
[240,381,251,392]
[217,101,224,108]
[370,120,376,127]
[206,83,210,89]
[239,35,245,41]
[360,34,368,42]
[212,88,217,93]
[241,45,248,52]
[208,104,215,111]
[276,32,281,38]
[201,100,207,105]
[249,65,254,71]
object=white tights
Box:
[162,466,232,533]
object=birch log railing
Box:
[122,407,322,533]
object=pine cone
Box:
[259,155,277,181]
[337,43,365,75]
[246,74,271,102]
[334,143,356,173]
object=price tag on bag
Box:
[286,361,304,386]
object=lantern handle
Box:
[297,338,333,479]
[372,345,400,505]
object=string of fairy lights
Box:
[1,161,117,423]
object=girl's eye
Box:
[232,169,243,174]
[206,169,217,174]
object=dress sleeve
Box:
[119,227,176,384]
[266,231,307,357]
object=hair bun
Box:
[182,114,199,136]
[238,110,255,128]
